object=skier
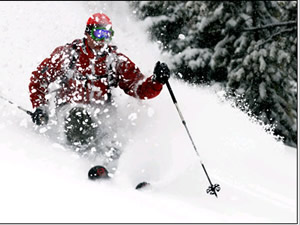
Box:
[29,13,170,175]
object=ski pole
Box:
[0,95,33,116]
[165,80,220,198]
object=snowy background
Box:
[0,1,297,223]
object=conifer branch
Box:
[259,27,296,47]
[243,21,296,32]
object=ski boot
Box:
[88,165,109,180]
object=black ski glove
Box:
[153,61,170,85]
[31,107,49,125]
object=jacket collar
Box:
[83,38,95,58]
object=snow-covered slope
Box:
[0,1,297,223]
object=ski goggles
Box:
[90,27,114,41]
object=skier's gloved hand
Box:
[153,61,170,85]
[31,107,49,125]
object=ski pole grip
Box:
[166,81,177,104]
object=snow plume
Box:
[0,1,297,223]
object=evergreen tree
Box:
[226,1,297,146]
[129,1,297,147]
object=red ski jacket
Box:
[29,38,163,109]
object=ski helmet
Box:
[85,13,113,35]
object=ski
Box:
[135,181,150,190]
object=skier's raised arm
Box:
[115,53,170,100]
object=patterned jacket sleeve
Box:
[116,53,163,100]
[29,46,66,108]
